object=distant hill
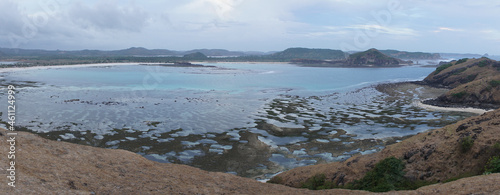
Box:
[440,53,483,60]
[346,48,406,67]
[268,48,346,61]
[380,49,441,60]
[424,57,500,109]
[291,48,410,67]
[108,47,177,56]
[185,49,245,57]
[183,52,208,59]
[0,47,261,58]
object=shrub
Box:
[494,142,500,152]
[478,60,488,67]
[456,58,468,64]
[489,80,500,88]
[349,157,406,192]
[301,174,335,190]
[435,63,453,74]
[484,156,500,174]
[452,91,467,99]
[460,136,474,153]
[466,74,477,82]
[267,176,283,184]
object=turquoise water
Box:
[11,63,433,92]
[0,63,473,179]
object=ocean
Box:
[0,63,474,179]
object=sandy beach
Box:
[414,100,493,115]
[0,63,142,73]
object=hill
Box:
[182,52,208,59]
[0,47,258,58]
[380,50,441,60]
[423,58,500,109]
[346,48,407,67]
[268,48,346,61]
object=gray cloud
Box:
[0,0,28,41]
[69,2,149,32]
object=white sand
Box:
[0,63,142,73]
[414,100,493,115]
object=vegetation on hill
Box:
[268,48,346,61]
[380,50,441,60]
[346,48,404,67]
[182,52,207,60]
[424,57,500,109]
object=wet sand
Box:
[414,100,493,114]
[375,81,493,114]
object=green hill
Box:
[269,48,345,61]
[183,52,208,60]
[346,48,403,67]
[380,50,441,60]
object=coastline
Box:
[0,62,141,73]
[375,81,494,115]
[413,100,492,114]
[0,61,292,73]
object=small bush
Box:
[349,157,406,192]
[489,80,500,88]
[452,91,467,99]
[301,174,335,190]
[478,60,489,67]
[435,63,453,74]
[494,142,500,151]
[456,58,468,64]
[267,176,283,184]
[484,156,500,174]
[466,74,477,82]
[460,136,474,153]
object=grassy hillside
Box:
[380,50,441,60]
[424,58,500,108]
[346,48,403,67]
[269,48,346,61]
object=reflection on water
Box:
[0,63,475,180]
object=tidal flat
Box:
[0,63,476,180]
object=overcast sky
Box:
[0,0,499,54]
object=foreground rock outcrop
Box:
[272,108,500,192]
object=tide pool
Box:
[0,63,474,179]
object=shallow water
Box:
[0,63,474,179]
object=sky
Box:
[0,0,499,54]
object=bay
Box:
[0,63,473,179]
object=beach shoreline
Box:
[413,100,493,114]
[0,62,141,73]
[374,81,494,115]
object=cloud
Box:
[433,27,463,33]
[0,0,26,36]
[348,24,418,36]
[481,30,500,42]
[69,2,149,32]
